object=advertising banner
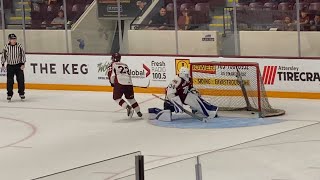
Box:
[0,54,318,97]
[8,55,175,88]
[188,57,320,93]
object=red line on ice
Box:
[0,117,37,149]
[114,96,158,112]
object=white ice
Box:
[0,90,319,180]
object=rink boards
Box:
[0,54,319,99]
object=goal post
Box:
[190,61,285,117]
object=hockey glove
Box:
[189,87,200,96]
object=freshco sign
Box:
[263,65,320,85]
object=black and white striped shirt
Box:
[1,43,26,66]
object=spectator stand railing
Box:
[223,7,233,35]
[5,22,71,30]
[130,22,210,30]
[226,8,297,31]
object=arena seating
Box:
[263,2,278,10]
[25,0,320,31]
[30,0,93,29]
[164,0,210,27]
[233,0,320,31]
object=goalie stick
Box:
[152,94,205,122]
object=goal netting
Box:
[190,62,285,117]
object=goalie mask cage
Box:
[190,62,285,117]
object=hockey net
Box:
[190,62,285,117]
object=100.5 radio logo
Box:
[150,60,166,81]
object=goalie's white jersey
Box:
[108,62,133,86]
[166,76,192,103]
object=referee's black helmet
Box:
[8,34,17,40]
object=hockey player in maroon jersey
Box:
[166,67,218,119]
[107,53,143,118]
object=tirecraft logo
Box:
[192,64,216,74]
[262,66,278,85]
[263,65,320,85]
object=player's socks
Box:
[128,98,141,113]
[115,98,134,117]
[115,98,128,108]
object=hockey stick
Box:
[152,94,204,122]
[235,66,253,111]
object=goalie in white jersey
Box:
[107,53,142,118]
[165,67,218,119]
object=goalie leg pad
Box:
[164,101,175,112]
[148,108,172,121]
[184,93,218,118]
[168,95,184,113]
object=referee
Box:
[1,34,26,101]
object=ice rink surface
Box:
[0,90,319,180]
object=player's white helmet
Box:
[179,67,190,82]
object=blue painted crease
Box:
[150,117,284,129]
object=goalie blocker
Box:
[149,67,218,122]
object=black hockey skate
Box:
[20,95,25,100]
[126,105,134,118]
[7,96,12,101]
[137,112,143,117]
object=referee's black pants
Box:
[7,64,25,96]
